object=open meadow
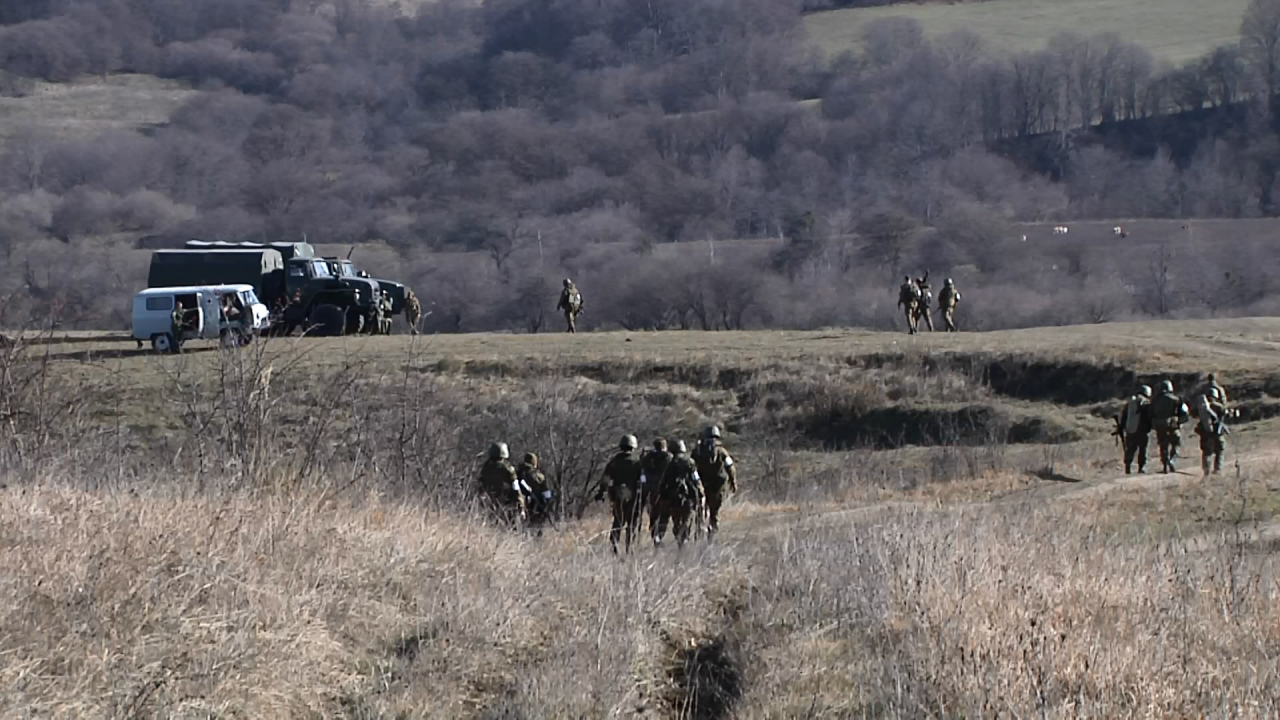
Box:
[3,318,1280,716]
[804,0,1252,63]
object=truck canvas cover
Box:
[148,249,285,297]
[185,240,315,261]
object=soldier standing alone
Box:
[597,434,644,554]
[170,301,185,353]
[691,425,737,539]
[1150,380,1190,474]
[1192,387,1228,476]
[557,278,584,333]
[938,277,962,332]
[405,290,422,335]
[1117,384,1153,474]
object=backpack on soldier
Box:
[899,282,919,305]
[1124,396,1143,435]
[567,288,582,311]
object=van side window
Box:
[146,296,174,311]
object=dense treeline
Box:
[4,0,1280,332]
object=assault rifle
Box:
[1111,414,1125,447]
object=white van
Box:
[132,284,270,353]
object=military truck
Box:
[146,241,386,336]
[322,255,407,317]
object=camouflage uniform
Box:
[938,278,961,332]
[517,452,554,532]
[914,273,934,332]
[897,277,920,334]
[1118,384,1153,474]
[478,443,526,526]
[1192,389,1227,475]
[640,439,673,533]
[405,290,422,335]
[651,440,703,548]
[1150,381,1190,474]
[598,435,644,554]
[556,279,583,333]
[691,425,737,538]
[170,302,185,353]
[1198,373,1228,409]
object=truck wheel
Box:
[307,304,346,337]
[152,333,174,353]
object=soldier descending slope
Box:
[1150,380,1190,474]
[651,439,703,548]
[478,442,526,527]
[596,434,644,554]
[938,278,962,332]
[1192,387,1228,476]
[517,452,555,533]
[640,438,673,533]
[691,425,738,539]
[1116,384,1153,475]
[897,276,920,334]
[557,278,584,333]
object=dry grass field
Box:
[4,318,1280,717]
[0,74,198,147]
[805,0,1251,63]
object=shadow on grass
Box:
[1030,467,1084,483]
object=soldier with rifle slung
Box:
[1115,384,1154,475]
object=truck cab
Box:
[323,257,406,315]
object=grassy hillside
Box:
[805,0,1250,63]
[4,318,1280,716]
[0,74,197,147]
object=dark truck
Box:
[146,241,386,336]
[323,255,407,316]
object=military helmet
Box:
[653,438,667,450]
[620,434,638,450]
[703,425,721,439]
[564,278,572,287]
[1208,372,1217,381]
[1160,380,1174,394]
[672,439,688,455]
[1138,384,1151,398]
[488,442,509,460]
[523,452,538,467]
[944,277,954,286]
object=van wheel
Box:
[152,333,174,353]
[307,304,346,337]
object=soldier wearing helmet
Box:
[517,451,554,533]
[1117,383,1154,474]
[897,276,921,334]
[478,442,526,526]
[938,277,962,332]
[640,438,673,532]
[1192,387,1228,476]
[651,438,703,548]
[691,424,738,538]
[1150,380,1190,474]
[597,433,644,554]
[1197,372,1228,409]
[556,278,584,333]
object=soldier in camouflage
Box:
[405,290,422,335]
[938,277,961,332]
[170,301,185,353]
[597,434,644,554]
[478,442,526,527]
[517,452,554,533]
[1150,380,1190,474]
[1192,387,1228,476]
[651,439,703,548]
[691,425,737,539]
[1117,384,1153,474]
[897,276,920,334]
[913,271,934,332]
[640,437,673,534]
[557,278,584,333]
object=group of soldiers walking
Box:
[475,425,738,553]
[1115,373,1234,476]
[898,271,962,334]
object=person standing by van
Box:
[170,301,186,353]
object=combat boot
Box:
[1124,464,1132,475]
